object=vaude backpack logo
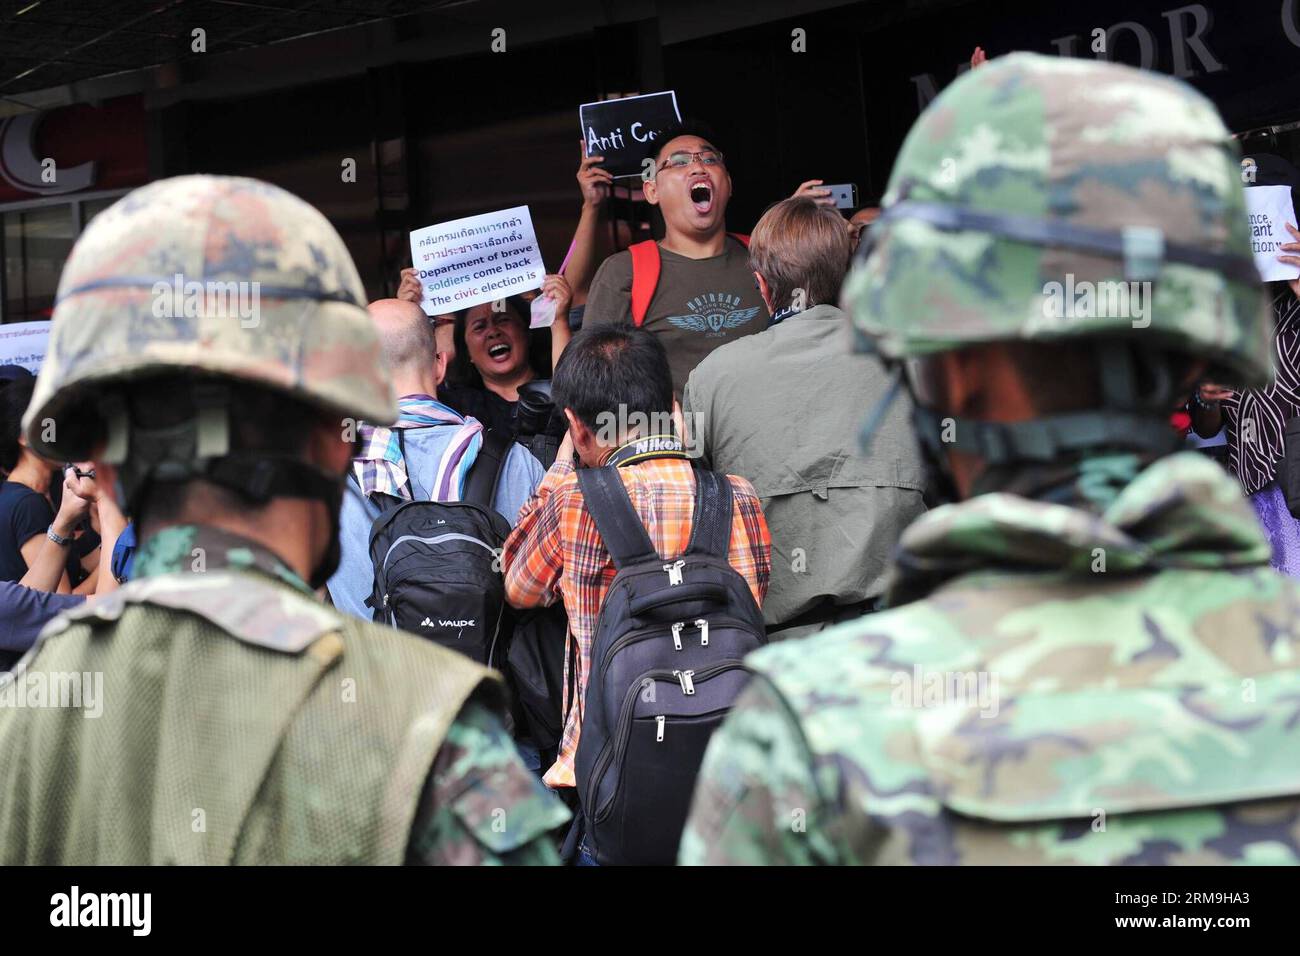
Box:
[419,617,476,630]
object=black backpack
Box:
[573,465,767,865]
[506,602,575,756]
[364,430,512,668]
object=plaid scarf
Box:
[352,394,483,501]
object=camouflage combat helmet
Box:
[23,174,396,464]
[846,53,1271,467]
[846,52,1270,377]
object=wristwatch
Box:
[46,524,74,547]
[1191,391,1220,411]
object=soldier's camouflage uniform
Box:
[1,524,568,864]
[681,453,1300,864]
[681,54,1300,865]
[0,175,568,864]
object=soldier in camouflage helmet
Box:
[681,53,1300,865]
[0,175,569,864]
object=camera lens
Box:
[515,380,555,438]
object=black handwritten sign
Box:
[578,91,682,179]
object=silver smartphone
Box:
[821,183,858,210]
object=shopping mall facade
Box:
[3,0,1299,324]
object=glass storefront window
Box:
[3,205,75,324]
[0,192,128,325]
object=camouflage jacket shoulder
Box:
[42,533,339,655]
[682,454,1300,864]
[26,524,568,864]
[409,698,569,865]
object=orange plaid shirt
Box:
[502,455,771,788]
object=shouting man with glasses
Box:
[582,122,772,395]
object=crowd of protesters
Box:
[0,117,920,862]
[352,123,927,814]
[7,45,1300,868]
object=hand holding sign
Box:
[578,143,614,208]
[579,91,682,179]
[397,267,421,303]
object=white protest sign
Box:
[1245,185,1300,283]
[410,206,545,314]
[0,320,50,374]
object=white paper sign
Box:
[409,206,545,314]
[1245,185,1300,283]
[529,294,557,329]
[0,320,50,373]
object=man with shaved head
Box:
[327,298,544,620]
[371,297,447,396]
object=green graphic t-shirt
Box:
[583,236,769,394]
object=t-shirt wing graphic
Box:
[666,312,712,332]
[723,306,762,328]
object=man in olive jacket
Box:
[683,197,926,640]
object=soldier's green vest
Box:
[0,569,494,864]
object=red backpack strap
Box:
[629,235,747,327]
[628,240,661,328]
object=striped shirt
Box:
[1224,290,1300,494]
[502,455,771,788]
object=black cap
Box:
[0,364,34,384]
[1241,153,1300,190]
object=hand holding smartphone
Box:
[820,183,859,210]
